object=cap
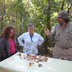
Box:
[57,10,68,18]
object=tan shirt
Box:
[48,22,72,48]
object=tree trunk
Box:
[18,0,22,34]
[0,0,6,31]
[43,0,51,54]
[67,3,72,14]
[61,0,64,10]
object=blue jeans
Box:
[23,51,39,55]
[36,53,39,55]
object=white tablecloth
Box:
[0,52,72,72]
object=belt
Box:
[62,47,69,49]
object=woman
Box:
[18,23,44,55]
[0,26,17,61]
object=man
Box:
[18,23,44,54]
[44,10,72,60]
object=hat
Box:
[57,10,68,18]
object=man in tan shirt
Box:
[44,10,72,61]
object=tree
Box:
[0,0,72,56]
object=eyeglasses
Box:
[10,32,14,34]
[29,28,34,30]
[58,17,62,19]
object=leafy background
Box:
[0,0,72,57]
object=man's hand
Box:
[44,28,50,36]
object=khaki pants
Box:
[53,45,72,61]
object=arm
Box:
[18,34,24,47]
[37,34,44,46]
[44,25,56,40]
[0,38,7,58]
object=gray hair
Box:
[27,23,34,28]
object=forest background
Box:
[0,0,72,57]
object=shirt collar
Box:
[28,32,35,37]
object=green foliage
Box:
[0,0,72,56]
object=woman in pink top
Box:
[0,26,17,61]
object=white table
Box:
[0,52,72,72]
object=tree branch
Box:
[67,3,72,14]
[61,0,64,10]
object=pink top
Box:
[8,39,16,54]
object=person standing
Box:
[44,10,72,61]
[18,23,44,54]
[0,26,17,61]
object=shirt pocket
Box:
[66,30,72,40]
[54,33,60,42]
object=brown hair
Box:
[62,16,70,23]
[1,26,15,39]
